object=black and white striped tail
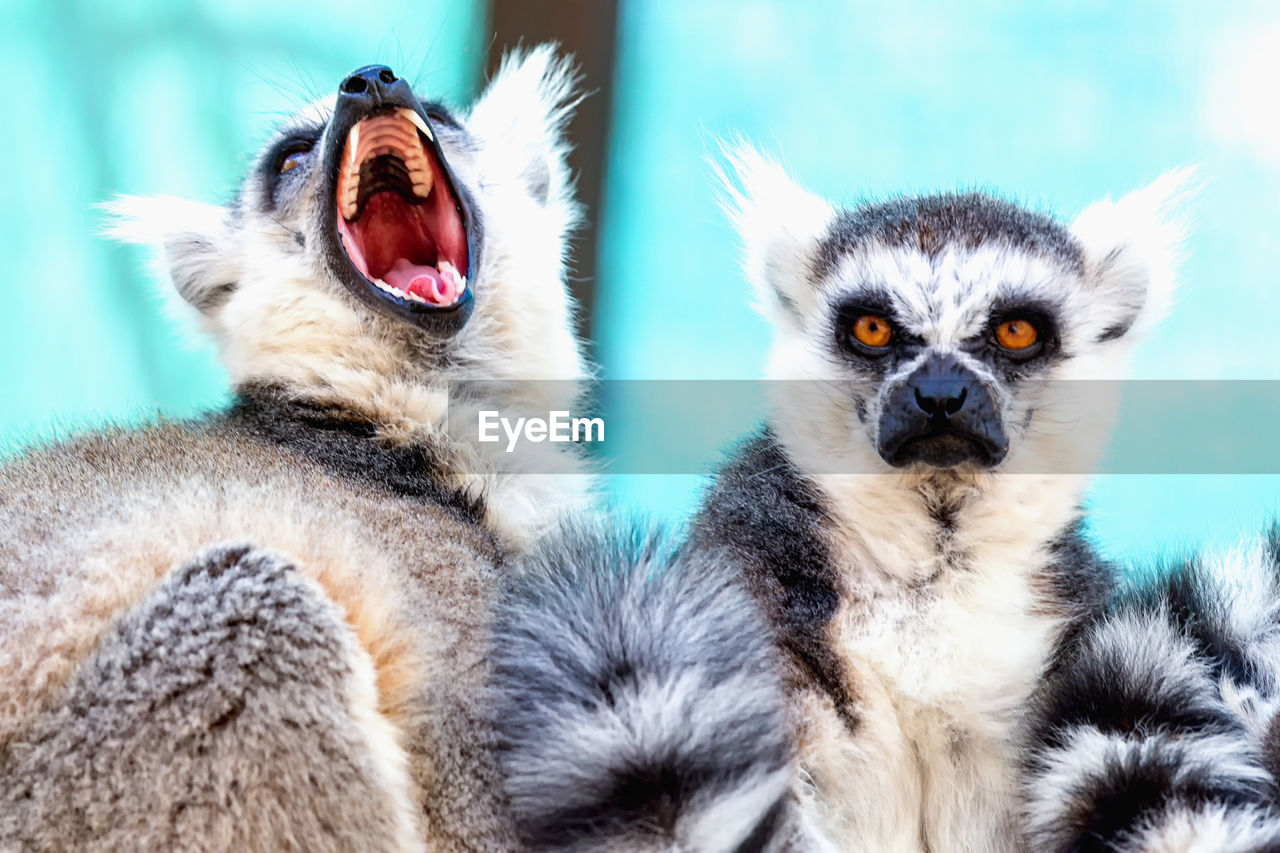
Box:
[1024,528,1280,852]
[489,522,801,852]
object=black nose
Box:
[909,354,975,419]
[876,353,1008,468]
[338,65,411,107]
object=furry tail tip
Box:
[489,521,799,852]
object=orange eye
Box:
[279,151,309,173]
[852,314,893,348]
[996,319,1039,350]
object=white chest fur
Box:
[797,473,1080,852]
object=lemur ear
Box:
[467,44,581,213]
[1069,169,1193,345]
[716,143,835,329]
[103,195,241,315]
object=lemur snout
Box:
[878,353,1009,469]
[912,371,969,417]
[339,65,408,105]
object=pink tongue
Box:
[383,258,461,306]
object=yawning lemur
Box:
[0,47,592,851]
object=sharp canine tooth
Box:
[341,113,440,211]
[347,124,361,167]
[401,109,434,141]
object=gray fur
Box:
[814,192,1085,281]
[1,544,417,852]
[0,393,517,851]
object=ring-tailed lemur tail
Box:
[1024,527,1280,853]
[489,521,833,852]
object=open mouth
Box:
[334,108,470,311]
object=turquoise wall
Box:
[3,0,1278,562]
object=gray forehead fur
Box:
[814,192,1085,279]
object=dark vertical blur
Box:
[485,0,619,342]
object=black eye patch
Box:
[980,302,1063,374]
[831,293,918,368]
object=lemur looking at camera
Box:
[0,47,594,851]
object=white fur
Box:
[1203,538,1280,744]
[468,44,582,235]
[1070,167,1195,347]
[684,765,795,853]
[716,143,836,328]
[1128,803,1280,853]
[797,470,1075,851]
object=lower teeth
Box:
[370,268,467,305]
[373,278,415,300]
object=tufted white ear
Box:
[467,44,582,213]
[103,195,241,315]
[714,142,835,330]
[1070,168,1194,345]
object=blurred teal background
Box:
[3,0,1279,562]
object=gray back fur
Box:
[1,543,422,852]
